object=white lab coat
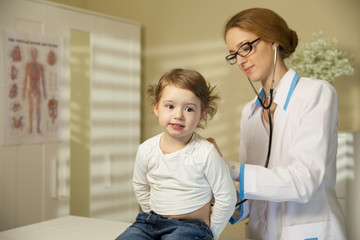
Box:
[227,69,348,240]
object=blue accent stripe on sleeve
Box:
[229,165,246,224]
[239,195,244,219]
[304,238,318,240]
[283,72,300,111]
[240,163,245,201]
[229,190,244,224]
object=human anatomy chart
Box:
[2,28,63,145]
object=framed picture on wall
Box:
[2,28,63,145]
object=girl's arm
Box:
[132,146,151,212]
[203,146,237,239]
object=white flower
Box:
[286,32,354,83]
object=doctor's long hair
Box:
[224,8,298,60]
[147,68,220,129]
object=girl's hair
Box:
[147,68,220,128]
[224,8,298,59]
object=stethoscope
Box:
[235,43,277,207]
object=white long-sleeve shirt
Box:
[227,69,348,239]
[133,132,236,239]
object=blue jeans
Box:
[115,211,214,240]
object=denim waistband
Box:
[135,211,213,239]
[146,211,208,225]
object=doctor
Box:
[213,8,348,239]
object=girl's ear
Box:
[153,103,159,117]
[200,110,207,122]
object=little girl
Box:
[115,68,236,240]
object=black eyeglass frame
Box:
[225,38,260,65]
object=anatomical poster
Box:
[2,28,63,145]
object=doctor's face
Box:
[225,27,275,85]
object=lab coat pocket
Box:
[282,220,333,240]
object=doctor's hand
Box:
[207,137,223,157]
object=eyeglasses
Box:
[225,38,260,65]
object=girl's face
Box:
[225,27,275,86]
[154,85,206,144]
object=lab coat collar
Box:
[249,69,299,118]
